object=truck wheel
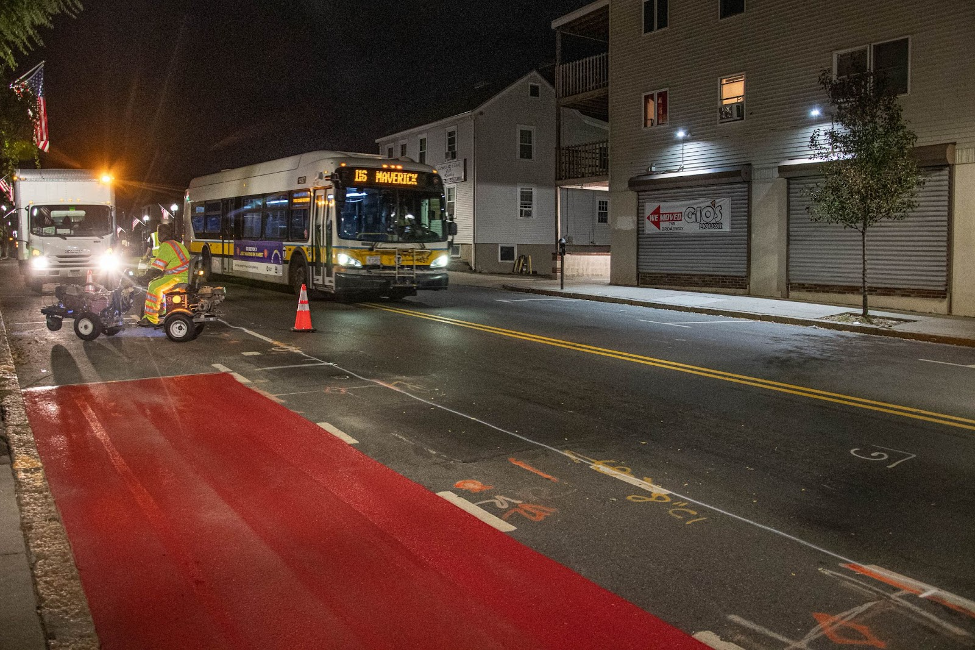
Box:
[74,313,101,341]
[164,313,196,343]
[45,316,63,332]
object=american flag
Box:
[0,176,12,202]
[132,217,141,230]
[11,62,50,153]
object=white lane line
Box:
[671,319,753,325]
[256,362,331,371]
[241,351,262,356]
[211,363,251,384]
[496,298,571,303]
[317,422,358,444]
[639,319,690,328]
[919,358,975,369]
[693,631,748,650]
[436,491,517,532]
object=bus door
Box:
[220,198,234,274]
[311,188,334,289]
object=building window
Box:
[518,126,535,160]
[418,137,427,164]
[719,0,744,18]
[386,146,394,158]
[643,0,668,33]
[834,39,910,94]
[499,245,516,263]
[445,185,456,218]
[529,83,540,97]
[446,128,457,159]
[597,199,608,224]
[719,73,745,122]
[518,187,534,218]
[399,141,407,158]
[450,244,461,258]
[643,89,668,128]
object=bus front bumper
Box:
[335,270,449,293]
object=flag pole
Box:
[11,60,45,87]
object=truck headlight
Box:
[337,253,362,268]
[430,254,449,269]
[99,252,120,272]
[31,256,49,270]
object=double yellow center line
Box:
[363,303,975,431]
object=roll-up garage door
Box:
[788,167,949,293]
[636,182,749,286]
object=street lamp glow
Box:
[809,108,822,118]
[170,203,179,213]
[99,173,113,184]
[676,129,687,139]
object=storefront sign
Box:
[234,241,284,276]
[437,159,467,184]
[644,198,731,234]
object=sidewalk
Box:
[448,271,975,347]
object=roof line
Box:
[551,0,609,30]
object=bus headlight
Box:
[31,255,49,270]
[99,252,120,272]
[430,254,449,269]
[337,253,362,268]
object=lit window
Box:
[643,0,668,33]
[518,127,534,160]
[719,74,745,122]
[643,89,668,128]
[519,187,534,218]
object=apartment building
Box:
[553,0,974,315]
[377,70,608,274]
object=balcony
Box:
[559,140,608,182]
[557,53,608,100]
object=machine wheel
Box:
[45,316,63,332]
[193,323,206,339]
[200,248,213,281]
[74,313,101,341]
[289,256,308,296]
[103,326,123,336]
[164,313,196,343]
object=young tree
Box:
[807,69,922,318]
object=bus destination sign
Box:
[354,168,418,186]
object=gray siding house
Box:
[554,0,974,315]
[378,70,608,274]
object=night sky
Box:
[24,0,590,213]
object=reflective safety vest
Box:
[151,240,191,279]
[150,231,160,257]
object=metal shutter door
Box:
[636,183,749,276]
[788,168,949,290]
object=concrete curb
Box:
[0,313,99,650]
[501,285,975,348]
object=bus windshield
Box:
[339,187,448,243]
[29,205,112,238]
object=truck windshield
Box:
[29,205,112,237]
[338,188,448,243]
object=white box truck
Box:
[14,169,118,292]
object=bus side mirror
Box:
[448,221,458,237]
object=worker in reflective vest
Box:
[138,223,190,326]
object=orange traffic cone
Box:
[292,284,316,332]
[85,269,95,292]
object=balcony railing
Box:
[557,53,608,98]
[559,140,608,180]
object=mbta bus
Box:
[185,151,456,298]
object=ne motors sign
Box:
[644,198,731,234]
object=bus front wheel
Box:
[289,257,308,296]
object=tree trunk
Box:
[861,218,869,318]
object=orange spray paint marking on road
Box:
[812,612,887,647]
[454,480,493,493]
[508,458,559,482]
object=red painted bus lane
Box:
[25,373,707,649]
